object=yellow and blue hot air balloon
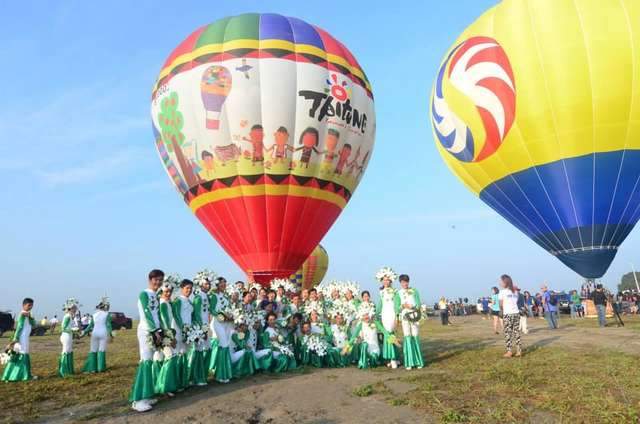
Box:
[431,0,640,278]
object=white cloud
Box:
[87,181,166,201]
[37,150,140,186]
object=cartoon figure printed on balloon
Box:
[235,58,253,80]
[201,65,232,130]
[345,146,361,178]
[199,150,216,180]
[356,151,370,179]
[241,124,265,166]
[295,127,320,168]
[322,129,340,166]
[325,74,350,102]
[334,143,352,175]
[266,126,293,166]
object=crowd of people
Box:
[1,267,426,414]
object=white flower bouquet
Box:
[272,341,294,357]
[194,269,216,287]
[375,267,398,283]
[303,333,329,357]
[0,343,20,365]
[186,324,207,344]
[270,278,298,294]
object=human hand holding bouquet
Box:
[388,334,401,348]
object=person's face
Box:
[182,285,193,297]
[331,290,339,299]
[292,296,300,305]
[302,132,317,148]
[204,155,214,167]
[251,128,264,143]
[201,282,211,293]
[500,279,508,289]
[243,294,252,304]
[400,280,409,289]
[162,288,173,300]
[265,303,273,313]
[236,282,245,290]
[292,316,300,326]
[310,291,318,301]
[362,293,370,302]
[325,134,338,151]
[218,281,227,291]
[275,130,288,146]
[268,292,276,301]
[277,287,285,297]
[383,277,391,287]
[335,314,344,325]
[150,276,163,291]
[259,289,267,298]
[238,324,247,333]
[345,291,353,300]
[302,324,310,334]
[232,293,239,302]
[301,290,309,300]
[267,315,276,327]
[362,314,370,323]
[310,311,318,322]
[23,303,33,312]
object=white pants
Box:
[231,349,245,363]
[60,332,73,354]
[519,315,528,334]
[381,309,396,333]
[89,333,108,353]
[137,326,155,361]
[254,349,270,359]
[213,320,231,348]
[401,319,419,337]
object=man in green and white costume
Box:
[1,298,36,381]
[191,273,212,386]
[82,297,113,373]
[130,269,164,413]
[172,279,195,389]
[59,298,80,377]
[397,274,424,370]
[210,276,233,383]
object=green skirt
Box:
[1,353,32,382]
[232,350,259,378]
[402,335,424,368]
[213,346,233,382]
[327,348,346,368]
[256,351,273,371]
[208,338,219,373]
[82,352,98,373]
[381,335,399,361]
[58,352,74,377]
[188,348,208,386]
[177,354,189,390]
[155,355,180,394]
[129,360,155,402]
[356,343,380,369]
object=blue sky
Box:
[2,0,639,318]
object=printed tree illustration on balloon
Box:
[158,92,201,188]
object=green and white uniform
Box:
[1,311,35,381]
[155,298,180,394]
[348,319,390,369]
[376,287,400,362]
[230,330,259,378]
[129,289,160,403]
[190,290,210,386]
[172,294,193,389]
[58,312,75,377]
[397,287,425,368]
[81,310,112,373]
[210,291,233,382]
[329,323,352,367]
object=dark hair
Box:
[235,280,245,286]
[327,128,340,138]
[292,312,303,321]
[596,284,603,289]
[148,269,165,280]
[22,298,34,306]
[299,127,319,146]
[342,143,352,151]
[216,277,227,284]
[276,126,288,134]
[251,124,263,131]
[180,279,194,288]
[265,312,277,327]
[501,275,515,293]
[268,289,277,295]
[202,150,213,159]
[491,286,499,294]
[250,287,258,293]
[242,291,251,299]
[399,274,410,282]
[361,290,370,298]
[301,321,311,327]
[309,288,317,294]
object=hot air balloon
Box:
[289,244,329,291]
[152,13,375,285]
[431,0,640,279]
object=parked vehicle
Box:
[0,311,14,338]
[110,312,132,330]
[556,292,572,314]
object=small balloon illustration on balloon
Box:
[200,65,232,130]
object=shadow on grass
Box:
[422,338,495,365]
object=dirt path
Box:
[41,315,639,424]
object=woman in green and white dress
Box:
[59,298,80,377]
[259,312,297,372]
[1,298,36,382]
[190,276,211,386]
[130,269,163,413]
[397,274,424,370]
[171,279,194,389]
[375,267,400,369]
[210,277,233,383]
[328,312,351,367]
[347,303,395,369]
[155,281,180,396]
[230,322,259,378]
[247,315,272,371]
[82,297,113,373]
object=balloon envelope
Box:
[152,14,375,283]
[431,0,640,278]
[289,244,329,290]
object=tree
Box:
[618,272,640,292]
[158,92,200,188]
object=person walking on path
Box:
[541,284,558,329]
[499,275,522,358]
[590,285,607,328]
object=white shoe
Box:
[391,360,398,369]
[417,366,423,369]
[405,367,412,370]
[167,392,175,397]
[197,382,208,386]
[132,401,152,412]
[147,398,158,405]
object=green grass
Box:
[352,384,374,397]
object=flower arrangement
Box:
[269,278,298,294]
[357,302,376,320]
[62,298,81,312]
[303,333,329,357]
[317,280,342,299]
[0,343,19,365]
[186,325,207,344]
[305,300,325,317]
[146,330,165,349]
[271,341,294,357]
[375,267,398,283]
[341,280,361,297]
[194,269,216,288]
[162,274,181,293]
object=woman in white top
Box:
[498,274,522,358]
[81,297,113,373]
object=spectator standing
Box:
[499,275,522,358]
[541,284,559,329]
[590,285,607,327]
[438,297,449,326]
[489,287,503,334]
[49,315,59,333]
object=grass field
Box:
[1,315,639,423]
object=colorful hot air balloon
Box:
[289,244,329,290]
[151,13,375,285]
[431,0,640,279]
